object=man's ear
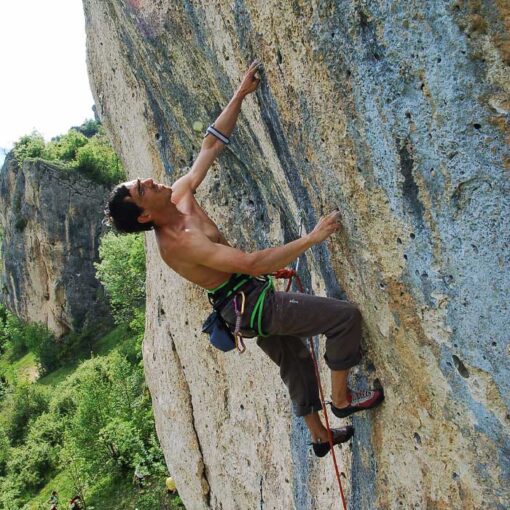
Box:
[137,211,153,224]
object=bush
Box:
[0,476,23,510]
[43,130,88,162]
[0,426,9,476]
[12,131,45,163]
[11,122,125,186]
[0,382,49,445]
[98,418,144,471]
[23,323,59,375]
[128,308,146,362]
[73,118,101,138]
[0,306,59,373]
[74,131,124,184]
[94,232,146,325]
[6,440,54,492]
[0,309,29,360]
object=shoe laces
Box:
[350,389,373,404]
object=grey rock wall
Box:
[83,1,509,508]
[0,155,111,337]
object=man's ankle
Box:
[332,391,351,409]
[332,399,350,409]
[313,432,329,443]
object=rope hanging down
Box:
[272,268,348,510]
[272,211,348,509]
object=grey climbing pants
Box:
[220,280,362,417]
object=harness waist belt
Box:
[207,273,274,337]
[208,274,257,311]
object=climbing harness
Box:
[205,273,272,353]
[248,276,273,337]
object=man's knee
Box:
[338,303,362,329]
[348,305,362,324]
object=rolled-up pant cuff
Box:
[293,400,323,417]
[324,351,362,371]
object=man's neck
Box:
[153,202,186,234]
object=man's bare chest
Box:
[186,215,222,243]
[178,198,225,244]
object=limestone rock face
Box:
[83,1,509,508]
[0,156,111,337]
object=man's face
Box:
[126,177,172,211]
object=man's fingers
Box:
[248,60,262,75]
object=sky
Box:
[0,0,95,160]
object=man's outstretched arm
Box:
[173,61,261,195]
[181,211,342,276]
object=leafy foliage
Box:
[0,211,181,509]
[0,309,27,359]
[0,331,173,509]
[43,130,88,162]
[11,120,125,185]
[0,305,59,375]
[74,130,124,184]
[23,323,60,375]
[72,118,101,138]
[12,131,45,162]
[94,232,146,325]
[0,382,49,445]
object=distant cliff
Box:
[83,1,509,509]
[0,155,111,337]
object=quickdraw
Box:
[233,291,246,353]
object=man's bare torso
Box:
[155,185,232,290]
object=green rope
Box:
[207,273,249,297]
[249,276,274,337]
[208,274,274,337]
[207,278,232,294]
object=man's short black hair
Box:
[105,184,155,234]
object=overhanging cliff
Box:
[83,1,509,508]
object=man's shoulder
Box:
[170,174,197,202]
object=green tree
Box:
[74,131,124,184]
[1,310,29,360]
[43,130,88,162]
[11,123,125,185]
[0,426,9,476]
[74,118,101,138]
[12,131,45,164]
[94,232,146,324]
[0,382,49,445]
[23,322,59,375]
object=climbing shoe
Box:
[311,426,354,458]
[330,388,384,418]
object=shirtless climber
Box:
[105,61,384,458]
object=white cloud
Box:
[0,0,94,150]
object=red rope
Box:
[272,269,348,510]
